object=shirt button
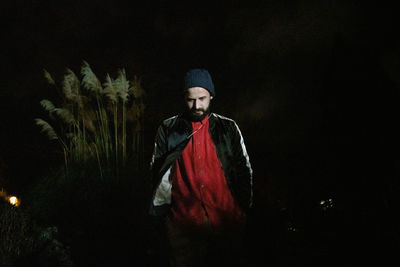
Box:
[201,184,204,188]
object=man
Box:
[150,69,253,266]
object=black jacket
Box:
[149,113,253,216]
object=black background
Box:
[1,0,398,264]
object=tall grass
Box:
[36,61,145,176]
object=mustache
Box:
[190,108,206,113]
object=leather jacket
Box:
[149,113,253,216]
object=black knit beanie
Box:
[183,69,215,97]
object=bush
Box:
[28,62,153,266]
[25,160,153,266]
[0,200,73,266]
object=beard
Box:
[186,105,211,122]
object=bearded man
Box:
[149,69,253,266]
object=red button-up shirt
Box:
[170,115,243,230]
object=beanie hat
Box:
[184,69,215,97]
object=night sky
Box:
[1,0,398,261]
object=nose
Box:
[194,100,201,110]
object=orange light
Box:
[8,196,20,207]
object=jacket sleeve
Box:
[150,124,168,189]
[231,122,253,211]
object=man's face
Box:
[184,87,213,121]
